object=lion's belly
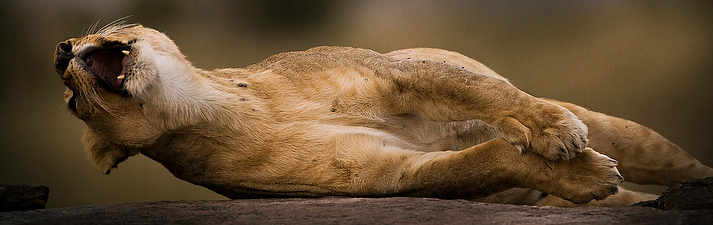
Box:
[387,115,500,152]
[323,113,500,153]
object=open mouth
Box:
[67,92,78,112]
[82,44,131,92]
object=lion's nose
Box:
[54,40,74,75]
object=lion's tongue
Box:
[86,50,126,88]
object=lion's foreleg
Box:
[397,138,531,199]
[384,62,587,162]
[348,138,621,204]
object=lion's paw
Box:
[494,103,588,161]
[548,148,623,204]
[529,108,588,161]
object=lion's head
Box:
[53,21,207,173]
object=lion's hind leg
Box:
[546,99,713,186]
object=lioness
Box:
[53,21,713,207]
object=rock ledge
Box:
[0,184,49,212]
[2,197,712,224]
[2,177,712,224]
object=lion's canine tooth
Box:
[117,75,125,80]
[122,50,130,55]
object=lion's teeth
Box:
[122,50,130,55]
[117,75,125,80]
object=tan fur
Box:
[391,48,713,206]
[53,24,711,207]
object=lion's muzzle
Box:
[53,40,131,93]
[54,41,74,76]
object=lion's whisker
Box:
[95,15,137,37]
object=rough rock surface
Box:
[633,177,713,210]
[2,178,712,224]
[0,184,49,212]
[2,197,712,224]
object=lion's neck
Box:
[142,61,238,131]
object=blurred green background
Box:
[1,1,712,208]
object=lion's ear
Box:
[82,129,139,174]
